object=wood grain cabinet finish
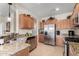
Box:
[26,36,37,51]
[40,18,74,29]
[56,19,74,29]
[56,36,64,46]
[46,19,57,24]
[39,19,57,29]
[56,20,63,29]
[14,47,29,56]
[39,34,44,43]
[69,46,76,56]
[69,19,74,28]
[19,14,34,29]
[39,21,45,29]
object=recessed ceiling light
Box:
[55,8,60,11]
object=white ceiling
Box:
[0,3,75,20]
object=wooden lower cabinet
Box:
[26,36,37,51]
[13,47,29,56]
[69,45,76,56]
[56,36,64,46]
[39,34,44,43]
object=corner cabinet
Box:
[39,20,46,29]
[19,14,34,29]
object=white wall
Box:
[0,15,6,34]
[55,12,72,20]
[41,12,72,21]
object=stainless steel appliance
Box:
[44,24,56,45]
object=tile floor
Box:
[30,43,64,56]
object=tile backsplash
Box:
[57,29,75,36]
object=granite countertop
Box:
[69,42,79,56]
[62,34,79,38]
[0,33,33,39]
[0,41,30,56]
[0,34,9,36]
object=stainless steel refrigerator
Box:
[44,24,56,45]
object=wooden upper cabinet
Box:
[56,19,74,29]
[46,18,57,24]
[56,20,63,29]
[19,14,25,29]
[68,19,74,28]
[39,18,57,29]
[19,14,34,29]
[39,20,46,29]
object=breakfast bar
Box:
[0,41,30,56]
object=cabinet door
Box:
[66,19,74,28]
[40,20,47,29]
[57,20,63,29]
[25,16,34,29]
[56,20,59,29]
[57,19,74,29]
[60,20,69,29]
[61,20,64,29]
[46,19,57,24]
[39,34,44,42]
[19,14,34,29]
[19,14,25,29]
[56,36,64,46]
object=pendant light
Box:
[7,3,12,22]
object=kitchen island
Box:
[0,41,30,56]
[69,42,79,56]
[64,36,79,56]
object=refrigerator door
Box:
[44,24,56,45]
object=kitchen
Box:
[0,3,79,56]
